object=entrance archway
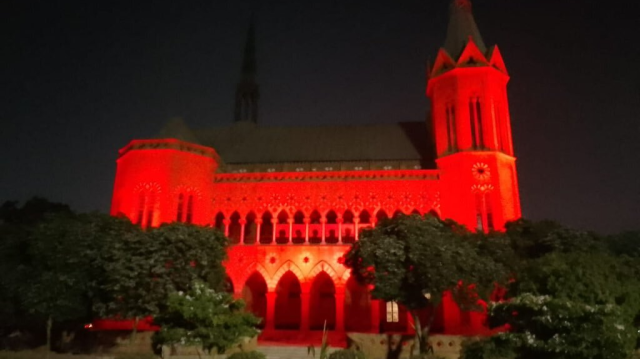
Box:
[274,271,301,329]
[310,272,336,330]
[345,276,371,332]
[243,272,267,328]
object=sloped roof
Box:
[443,0,486,59]
[162,121,435,167]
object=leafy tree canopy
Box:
[463,220,640,359]
[93,222,229,328]
[152,281,259,355]
[345,214,510,355]
[346,214,509,311]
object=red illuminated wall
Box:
[106,29,521,342]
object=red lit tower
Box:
[428,0,521,232]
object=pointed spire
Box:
[235,16,259,124]
[241,14,256,79]
[443,0,486,59]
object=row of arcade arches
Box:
[215,208,439,244]
[227,265,446,333]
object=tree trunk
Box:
[130,316,139,344]
[411,310,436,356]
[46,316,53,359]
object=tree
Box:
[345,214,509,355]
[19,213,97,354]
[462,221,640,359]
[0,198,73,331]
[152,281,260,356]
[94,222,229,342]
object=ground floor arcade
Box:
[225,245,489,338]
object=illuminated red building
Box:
[109,0,520,341]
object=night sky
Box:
[2,0,639,234]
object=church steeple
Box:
[427,0,521,233]
[234,17,259,124]
[443,0,486,58]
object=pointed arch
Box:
[214,211,225,231]
[308,261,340,285]
[358,210,371,224]
[376,209,389,223]
[270,261,304,289]
[345,275,371,331]
[275,271,302,330]
[229,211,242,243]
[243,271,268,328]
[310,271,336,330]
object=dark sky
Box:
[2,0,639,234]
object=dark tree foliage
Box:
[345,214,510,355]
[462,220,640,359]
[93,222,229,341]
[0,198,74,334]
[0,198,231,352]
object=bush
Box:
[227,351,266,359]
[328,349,366,359]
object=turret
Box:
[427,0,521,231]
[110,120,219,227]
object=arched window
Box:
[446,104,457,152]
[276,210,289,244]
[292,210,305,244]
[310,210,321,224]
[260,211,274,244]
[359,210,371,224]
[392,210,404,219]
[376,210,389,224]
[176,193,195,223]
[474,191,494,233]
[136,191,156,228]
[309,210,322,244]
[244,212,257,244]
[229,212,242,243]
[176,193,184,222]
[325,210,338,244]
[214,212,225,231]
[343,210,354,224]
[469,97,484,149]
[342,210,355,243]
[277,210,289,224]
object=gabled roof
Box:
[160,121,435,167]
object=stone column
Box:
[301,290,311,332]
[223,219,230,237]
[354,219,360,241]
[370,299,380,333]
[288,219,293,244]
[320,217,327,244]
[304,217,310,244]
[239,218,246,244]
[271,218,277,245]
[266,291,276,331]
[337,217,343,243]
[335,290,345,332]
[255,219,262,244]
